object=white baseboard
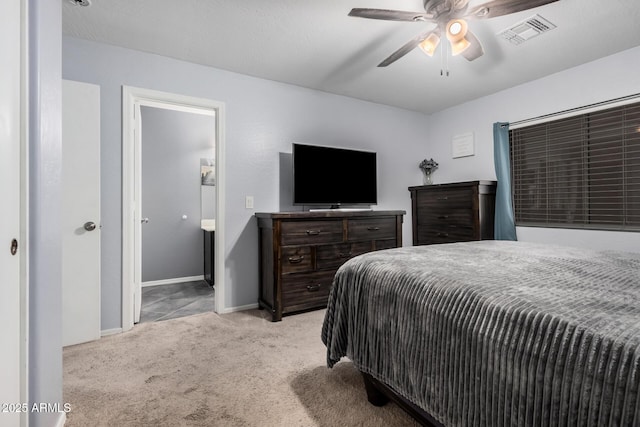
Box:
[142,275,204,288]
[221,302,259,314]
[101,327,123,337]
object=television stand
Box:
[309,207,373,212]
[255,210,405,321]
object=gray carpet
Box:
[63,309,419,426]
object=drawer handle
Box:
[287,255,305,264]
[306,284,322,292]
[366,226,380,231]
[436,232,449,237]
[438,215,449,219]
[437,196,449,201]
[338,252,352,258]
[305,230,321,236]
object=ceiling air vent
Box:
[498,14,556,46]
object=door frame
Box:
[122,86,226,331]
[1,0,29,424]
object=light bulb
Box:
[449,22,463,36]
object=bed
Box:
[321,241,640,426]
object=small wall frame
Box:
[451,132,475,158]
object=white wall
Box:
[62,36,430,329]
[427,45,640,253]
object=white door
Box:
[122,87,225,331]
[62,79,101,347]
[0,0,24,424]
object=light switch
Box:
[245,196,254,209]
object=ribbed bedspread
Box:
[321,241,640,426]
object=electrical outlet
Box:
[245,196,254,209]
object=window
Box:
[510,101,640,231]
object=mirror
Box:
[201,157,216,226]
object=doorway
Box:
[122,87,226,331]
[138,105,215,322]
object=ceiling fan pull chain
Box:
[441,41,450,77]
[440,40,444,76]
[447,43,450,76]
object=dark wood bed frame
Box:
[361,372,444,427]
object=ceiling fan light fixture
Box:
[446,19,471,56]
[450,38,471,55]
[419,33,441,57]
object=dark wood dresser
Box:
[408,181,496,246]
[256,210,405,321]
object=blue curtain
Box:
[493,122,517,240]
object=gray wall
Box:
[426,45,640,253]
[140,106,215,282]
[62,36,431,330]
[29,0,63,425]
[202,186,216,219]
[63,33,640,332]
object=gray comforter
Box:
[321,241,640,426]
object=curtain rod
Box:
[501,93,640,128]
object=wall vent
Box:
[498,14,556,45]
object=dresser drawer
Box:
[281,270,335,311]
[347,217,396,242]
[375,239,398,251]
[417,226,475,244]
[417,209,474,227]
[280,246,313,274]
[280,220,343,246]
[416,187,473,208]
[316,241,372,270]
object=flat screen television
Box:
[292,143,377,207]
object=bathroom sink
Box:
[201,219,215,232]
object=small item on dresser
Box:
[418,158,438,185]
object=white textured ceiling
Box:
[62,0,640,115]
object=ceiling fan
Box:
[349,0,559,66]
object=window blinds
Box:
[509,101,640,231]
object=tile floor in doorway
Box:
[139,280,214,323]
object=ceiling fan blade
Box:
[378,29,437,67]
[465,0,559,19]
[460,29,484,61]
[349,8,434,22]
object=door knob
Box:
[141,217,149,224]
[83,221,97,231]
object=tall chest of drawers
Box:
[256,210,405,321]
[408,181,496,246]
